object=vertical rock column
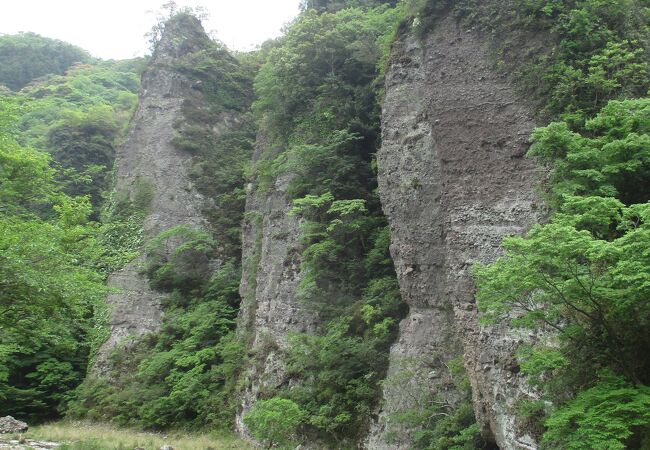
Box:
[93,15,213,374]
[236,137,319,434]
[369,17,545,450]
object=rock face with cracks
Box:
[235,135,319,435]
[93,15,220,374]
[86,9,548,449]
[367,17,546,450]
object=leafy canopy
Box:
[243,398,304,449]
[0,96,107,420]
[475,97,650,448]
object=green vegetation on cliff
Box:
[460,0,650,447]
[0,35,140,420]
[247,2,408,445]
[3,2,650,449]
[475,97,650,449]
[18,59,142,218]
[67,13,256,431]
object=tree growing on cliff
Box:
[474,97,650,448]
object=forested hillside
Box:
[0,55,140,420]
[0,1,649,449]
[0,33,92,91]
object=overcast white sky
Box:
[0,0,302,59]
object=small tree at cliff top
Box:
[243,397,303,449]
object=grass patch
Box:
[24,421,251,450]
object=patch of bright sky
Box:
[0,0,302,59]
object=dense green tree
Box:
[0,97,107,420]
[529,98,650,205]
[0,43,140,421]
[301,0,398,13]
[475,98,650,448]
[243,398,303,449]
[15,60,141,217]
[542,374,650,450]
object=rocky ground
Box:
[0,437,60,449]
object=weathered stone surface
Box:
[0,417,27,434]
[0,439,60,449]
[235,136,319,435]
[92,16,218,374]
[368,17,546,450]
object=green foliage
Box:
[290,192,399,320]
[46,106,119,213]
[0,37,141,423]
[279,168,405,443]
[285,314,394,439]
[15,59,141,217]
[455,3,650,445]
[175,44,253,113]
[243,398,303,449]
[0,44,143,420]
[246,3,407,443]
[84,176,154,277]
[0,97,107,420]
[542,374,650,450]
[171,30,255,261]
[144,225,215,295]
[535,0,649,120]
[475,96,650,446]
[0,33,91,91]
[0,99,58,216]
[286,130,368,199]
[475,197,650,383]
[530,98,650,205]
[252,4,405,182]
[67,263,244,429]
[301,0,399,13]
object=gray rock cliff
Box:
[367,17,546,450]
[235,136,319,435]
[93,16,219,374]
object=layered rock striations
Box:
[368,16,546,450]
[93,15,224,374]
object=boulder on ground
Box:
[0,416,28,433]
